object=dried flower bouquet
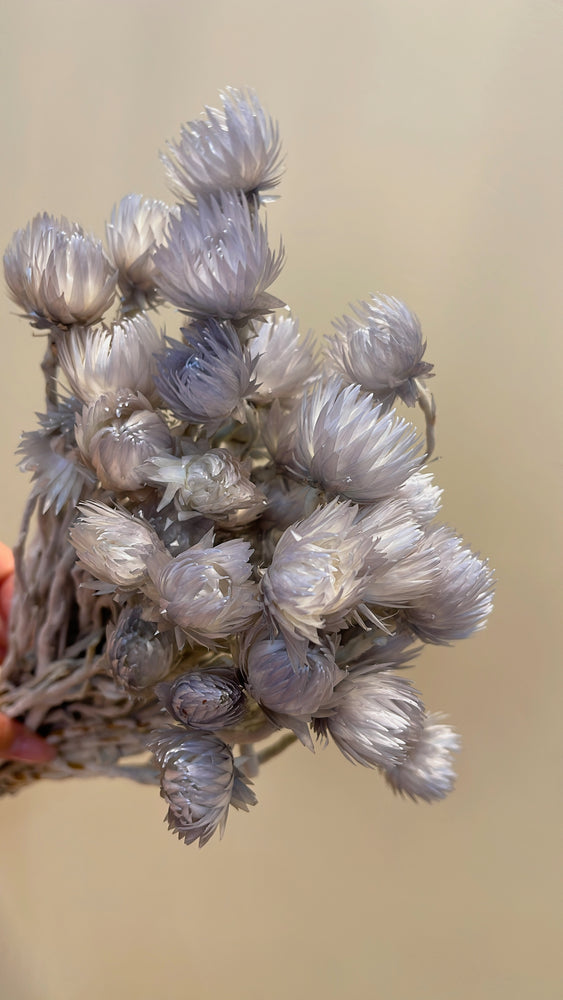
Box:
[0,88,493,845]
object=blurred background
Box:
[0,1,561,998]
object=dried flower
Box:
[247,313,318,402]
[107,606,174,691]
[384,715,460,801]
[4,213,117,327]
[314,669,426,770]
[405,526,495,644]
[154,191,284,320]
[327,294,434,407]
[261,498,384,661]
[70,501,167,590]
[56,314,164,404]
[282,376,423,502]
[106,194,172,302]
[139,449,265,521]
[75,391,173,492]
[148,728,256,847]
[161,86,283,203]
[154,534,259,645]
[157,665,246,731]
[154,320,256,428]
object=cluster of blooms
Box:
[0,88,493,846]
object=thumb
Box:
[0,714,56,762]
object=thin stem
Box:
[415,379,436,459]
[257,731,297,765]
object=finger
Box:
[0,715,56,762]
[0,543,14,583]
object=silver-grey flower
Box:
[161,86,284,203]
[154,191,284,320]
[148,728,256,847]
[327,294,434,407]
[4,213,117,327]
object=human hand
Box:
[0,541,55,762]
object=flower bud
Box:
[107,607,174,691]
[157,665,246,730]
[147,728,256,846]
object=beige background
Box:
[0,1,561,998]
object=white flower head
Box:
[4,213,117,328]
[398,469,443,525]
[139,449,266,522]
[356,498,439,606]
[157,665,246,731]
[154,535,259,645]
[148,728,256,847]
[154,191,284,320]
[247,313,319,402]
[284,376,423,502]
[384,714,461,801]
[261,498,384,661]
[154,321,256,428]
[75,390,173,492]
[57,314,164,404]
[161,87,284,203]
[107,606,174,691]
[315,669,426,770]
[106,193,172,300]
[405,526,495,644]
[327,294,434,407]
[70,500,165,590]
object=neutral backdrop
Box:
[0,2,561,999]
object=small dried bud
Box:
[384,715,461,801]
[157,665,246,730]
[107,607,174,691]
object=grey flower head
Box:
[75,390,173,492]
[261,498,384,661]
[139,449,266,522]
[154,535,259,645]
[161,86,284,203]
[384,714,461,801]
[283,376,423,502]
[148,728,256,847]
[327,294,434,407]
[57,314,164,405]
[70,500,167,590]
[153,191,284,320]
[4,213,117,328]
[107,606,174,691]
[242,627,344,718]
[17,428,96,515]
[155,321,256,428]
[247,313,319,402]
[157,665,246,731]
[106,193,172,300]
[315,669,426,770]
[405,526,495,644]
